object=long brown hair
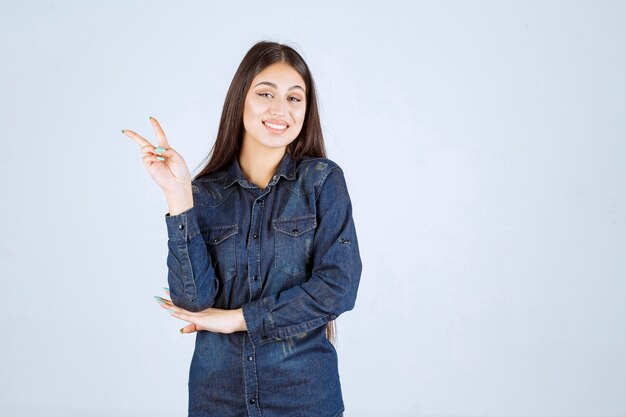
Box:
[191,40,337,346]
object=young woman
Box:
[122,40,362,417]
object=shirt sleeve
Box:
[241,166,363,347]
[164,185,220,312]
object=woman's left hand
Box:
[155,289,246,334]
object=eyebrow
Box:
[254,81,305,93]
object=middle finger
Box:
[149,116,170,148]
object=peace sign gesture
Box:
[122,116,192,196]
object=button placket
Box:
[248,193,268,294]
[242,316,260,414]
[243,190,273,417]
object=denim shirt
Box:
[164,151,362,417]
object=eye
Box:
[289,96,302,103]
[257,92,272,98]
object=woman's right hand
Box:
[122,116,192,196]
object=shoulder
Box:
[287,156,349,201]
[189,169,232,207]
[296,156,341,172]
[192,169,228,186]
[295,156,343,187]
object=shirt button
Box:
[253,275,258,281]
[256,199,263,204]
[253,234,258,239]
[249,398,256,404]
[178,224,184,230]
[272,175,277,180]
[248,355,253,361]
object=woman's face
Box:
[242,62,307,152]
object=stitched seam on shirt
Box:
[249,335,261,413]
[263,297,277,340]
[194,186,236,208]
[179,241,197,303]
[241,333,252,410]
[280,180,315,196]
[168,268,187,301]
[241,307,254,344]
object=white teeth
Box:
[264,121,287,130]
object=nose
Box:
[270,99,286,117]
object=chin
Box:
[256,134,296,148]
[261,139,295,149]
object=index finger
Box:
[121,129,155,149]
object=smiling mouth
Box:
[263,121,289,131]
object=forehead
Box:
[251,63,306,90]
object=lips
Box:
[263,119,289,130]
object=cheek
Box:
[293,106,306,124]
[244,97,265,117]
[243,102,262,127]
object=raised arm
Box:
[122,116,220,312]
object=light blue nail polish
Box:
[153,296,164,304]
[156,156,165,161]
[163,287,170,292]
[155,147,166,154]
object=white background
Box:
[1,1,624,416]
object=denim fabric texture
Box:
[164,151,362,417]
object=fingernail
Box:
[149,116,154,120]
[169,310,176,315]
[179,328,185,334]
[155,147,166,154]
[153,296,164,304]
[156,156,165,161]
[121,129,125,133]
[163,287,169,292]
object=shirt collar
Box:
[223,151,297,189]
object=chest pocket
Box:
[202,224,238,283]
[273,214,317,279]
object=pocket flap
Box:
[204,225,238,245]
[273,215,317,237]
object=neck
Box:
[238,138,286,190]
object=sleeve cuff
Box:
[242,298,279,347]
[165,206,201,244]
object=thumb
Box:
[180,324,197,334]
